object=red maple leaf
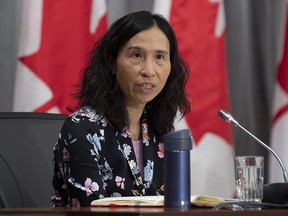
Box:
[19,0,107,114]
[278,5,288,95]
[170,0,232,144]
[273,8,288,124]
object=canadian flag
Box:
[13,0,107,114]
[269,1,288,183]
[154,0,235,197]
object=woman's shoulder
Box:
[58,107,109,141]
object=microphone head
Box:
[218,109,231,122]
[218,109,239,125]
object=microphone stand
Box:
[218,109,288,204]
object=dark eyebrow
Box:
[126,46,169,55]
[156,50,169,56]
[126,46,141,51]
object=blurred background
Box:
[0,0,287,198]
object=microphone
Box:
[218,109,288,204]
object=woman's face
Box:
[115,26,171,107]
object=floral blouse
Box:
[51,107,165,207]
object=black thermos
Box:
[163,129,193,208]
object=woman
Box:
[52,11,190,207]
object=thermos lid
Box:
[164,129,193,151]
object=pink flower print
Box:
[103,182,108,188]
[142,123,150,145]
[82,178,99,196]
[121,127,129,138]
[115,176,125,189]
[71,198,81,208]
[157,143,164,158]
[62,148,70,161]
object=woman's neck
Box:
[126,105,145,141]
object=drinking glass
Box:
[234,156,264,203]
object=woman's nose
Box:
[140,59,156,77]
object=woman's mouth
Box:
[141,84,153,89]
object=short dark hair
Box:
[76,11,190,136]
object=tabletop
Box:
[0,206,288,216]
